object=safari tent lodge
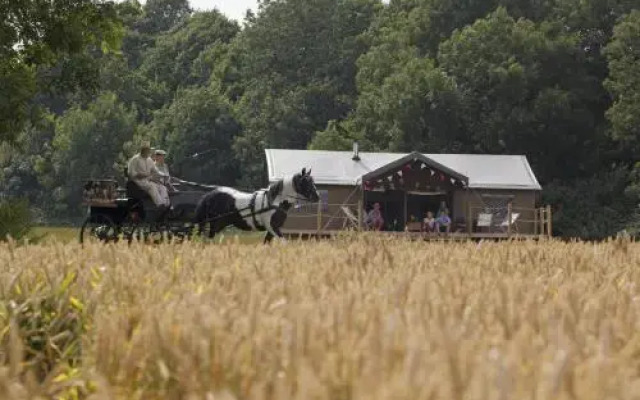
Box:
[265,145,551,239]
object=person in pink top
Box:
[365,202,384,231]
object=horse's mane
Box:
[267,179,284,202]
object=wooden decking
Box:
[281,229,545,241]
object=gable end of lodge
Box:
[264,146,550,239]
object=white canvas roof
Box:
[265,149,542,191]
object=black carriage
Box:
[79,176,210,244]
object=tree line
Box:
[0,0,639,238]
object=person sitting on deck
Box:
[435,208,452,234]
[423,211,436,233]
[365,202,384,231]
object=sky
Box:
[131,0,259,21]
[192,0,258,21]
[135,1,390,22]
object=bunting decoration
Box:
[366,164,466,192]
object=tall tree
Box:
[230,0,381,186]
[0,0,122,141]
[140,10,239,92]
[604,10,640,145]
[604,10,640,234]
[49,93,137,215]
[136,0,191,35]
[142,87,241,186]
[438,7,606,182]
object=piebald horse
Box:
[193,168,320,243]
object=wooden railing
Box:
[469,204,552,238]
[284,201,553,238]
[285,201,364,233]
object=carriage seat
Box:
[126,180,152,201]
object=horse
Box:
[193,168,320,243]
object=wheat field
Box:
[2,234,640,399]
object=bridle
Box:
[285,174,318,204]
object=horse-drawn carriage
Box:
[79,167,320,245]
[79,176,210,244]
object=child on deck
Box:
[423,211,436,233]
[435,209,452,234]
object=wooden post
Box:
[357,200,363,232]
[317,200,322,232]
[466,188,472,236]
[403,191,408,231]
[507,201,512,237]
[546,205,552,238]
[533,206,538,236]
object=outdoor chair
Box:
[477,213,493,233]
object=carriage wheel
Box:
[167,224,193,244]
[79,215,118,244]
[120,211,149,245]
[124,221,167,245]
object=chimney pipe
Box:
[352,141,360,161]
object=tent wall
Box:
[282,184,360,231]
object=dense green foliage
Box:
[1,0,640,238]
[0,0,123,141]
[0,198,33,241]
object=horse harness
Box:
[248,190,270,229]
[200,187,305,226]
[199,190,279,226]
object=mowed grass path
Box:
[2,235,640,399]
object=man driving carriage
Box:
[127,141,171,211]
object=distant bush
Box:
[542,168,635,239]
[0,198,33,241]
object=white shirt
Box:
[127,153,160,182]
[153,162,171,185]
[155,162,169,177]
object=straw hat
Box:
[154,149,167,156]
[140,141,151,150]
